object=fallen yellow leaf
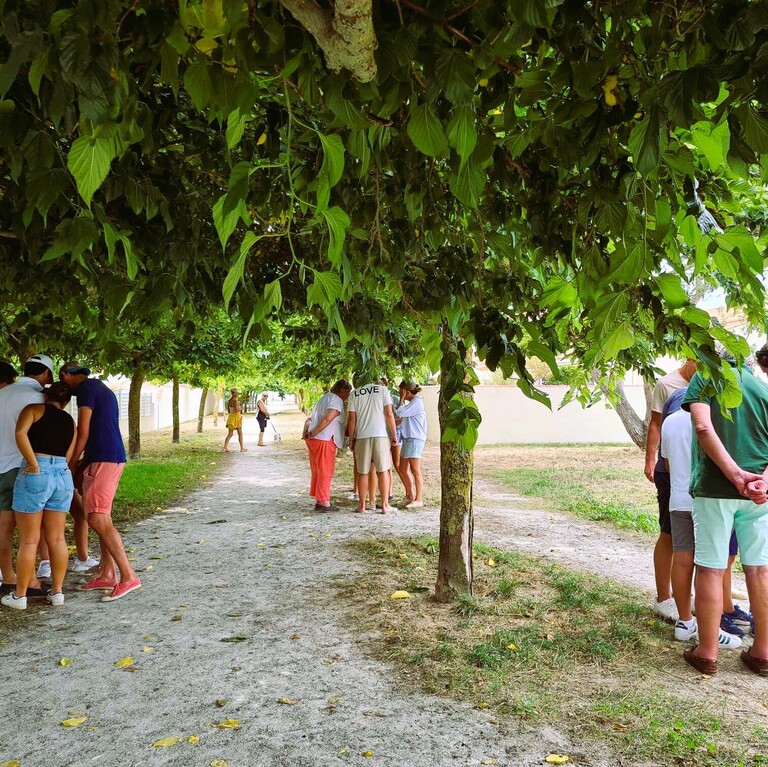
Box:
[545,756,571,765]
[390,590,411,600]
[114,657,134,668]
[142,646,153,653]
[171,614,183,621]
[152,736,182,748]
[486,557,497,568]
[188,735,200,744]
[215,719,240,729]
[216,699,228,708]
[290,634,301,640]
[211,760,228,767]
[506,643,517,651]
[363,750,374,758]
[277,697,300,705]
[59,657,72,667]
[198,539,205,544]
[1,760,21,767]
[61,717,87,727]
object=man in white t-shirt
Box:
[346,380,398,514]
[645,359,697,621]
[0,354,53,593]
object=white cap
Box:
[26,354,54,373]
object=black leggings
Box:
[257,412,267,432]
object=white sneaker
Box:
[674,619,698,641]
[71,556,100,573]
[404,500,424,509]
[652,598,679,622]
[47,591,64,607]
[718,629,742,650]
[36,560,51,579]
[1,592,27,610]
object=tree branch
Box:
[280,0,377,82]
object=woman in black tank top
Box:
[4,383,76,610]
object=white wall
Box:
[420,385,647,444]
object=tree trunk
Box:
[197,386,209,433]
[172,374,180,443]
[434,325,474,603]
[600,378,654,449]
[128,369,144,459]
[214,382,225,426]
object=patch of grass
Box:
[342,536,766,767]
[481,445,658,534]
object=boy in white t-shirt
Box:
[346,381,397,514]
[661,395,744,649]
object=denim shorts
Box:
[401,438,425,459]
[13,457,73,514]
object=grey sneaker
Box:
[36,560,51,579]
[652,598,679,622]
[1,592,27,610]
[71,556,100,573]
[47,591,64,607]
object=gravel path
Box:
[0,406,746,766]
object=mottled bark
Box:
[128,369,144,459]
[434,333,474,603]
[214,382,225,426]
[197,386,209,433]
[601,379,654,449]
[280,0,377,81]
[172,374,180,444]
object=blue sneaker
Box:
[724,604,753,627]
[720,612,746,638]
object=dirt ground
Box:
[0,405,764,766]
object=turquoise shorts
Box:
[692,497,768,568]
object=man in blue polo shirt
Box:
[60,362,141,602]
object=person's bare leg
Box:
[355,473,367,513]
[722,554,737,613]
[692,566,725,661]
[13,512,42,597]
[395,456,412,499]
[223,429,233,451]
[378,470,392,513]
[237,427,247,451]
[671,550,695,621]
[654,532,674,602]
[744,565,768,660]
[409,458,423,502]
[38,536,49,565]
[87,514,136,584]
[70,491,90,562]
[42,511,68,595]
[0,509,16,583]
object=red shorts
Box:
[82,462,125,515]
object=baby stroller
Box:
[269,418,282,443]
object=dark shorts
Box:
[654,469,672,535]
[729,529,739,558]
[0,467,20,510]
[257,413,267,432]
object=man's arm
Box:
[689,402,762,496]
[384,404,397,444]
[69,406,92,473]
[346,411,357,443]
[644,411,662,482]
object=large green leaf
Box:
[628,109,661,176]
[449,159,486,207]
[321,206,350,268]
[184,61,213,111]
[654,273,688,308]
[407,104,448,157]
[67,136,115,206]
[318,132,345,188]
[446,105,477,164]
[307,270,343,308]
[691,120,730,169]
[223,231,261,307]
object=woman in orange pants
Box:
[304,380,352,511]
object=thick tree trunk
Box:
[128,369,144,459]
[213,382,225,426]
[601,379,654,449]
[197,386,209,433]
[434,327,474,603]
[172,374,180,443]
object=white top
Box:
[347,383,393,439]
[309,392,345,445]
[396,395,427,441]
[651,369,689,413]
[660,409,694,512]
[0,377,46,473]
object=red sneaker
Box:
[80,576,118,591]
[101,578,142,602]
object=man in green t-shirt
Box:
[681,353,768,676]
